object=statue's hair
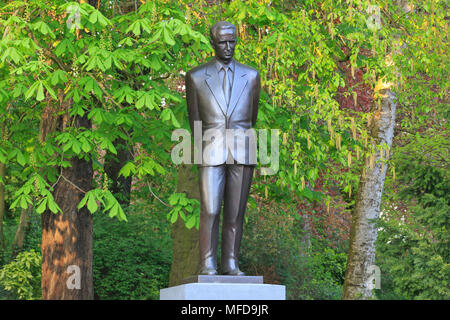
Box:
[210,21,236,41]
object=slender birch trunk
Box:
[342,0,410,300]
[342,86,397,299]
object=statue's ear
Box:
[210,39,215,50]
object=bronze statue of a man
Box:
[185,21,261,276]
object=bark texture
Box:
[342,87,397,299]
[40,107,93,300]
[168,164,200,287]
[104,137,132,207]
[342,0,408,299]
[10,207,30,258]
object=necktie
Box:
[222,67,230,106]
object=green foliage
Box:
[283,248,346,300]
[0,249,41,300]
[92,210,172,300]
[377,129,450,299]
[78,189,127,221]
[167,193,200,229]
[0,0,446,301]
[0,0,210,222]
[241,201,346,300]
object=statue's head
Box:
[210,21,237,64]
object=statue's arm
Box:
[185,71,200,134]
[252,71,261,127]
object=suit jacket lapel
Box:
[205,62,227,117]
[227,63,248,118]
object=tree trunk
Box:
[342,0,409,300]
[342,86,397,299]
[41,112,93,300]
[168,164,200,286]
[10,206,30,258]
[104,137,132,207]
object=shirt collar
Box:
[215,58,234,73]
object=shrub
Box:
[93,209,172,300]
[240,201,346,300]
[0,249,41,300]
[377,131,450,299]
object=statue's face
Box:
[211,28,236,63]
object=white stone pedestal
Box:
[160,282,286,300]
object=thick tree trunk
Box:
[104,137,132,207]
[168,164,200,287]
[41,113,93,300]
[0,161,5,253]
[10,206,30,258]
[342,87,396,299]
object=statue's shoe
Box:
[199,267,218,275]
[221,268,245,276]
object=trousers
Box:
[198,162,254,273]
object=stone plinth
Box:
[160,276,285,300]
[181,275,263,285]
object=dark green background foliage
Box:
[0,208,173,300]
[376,130,450,300]
[241,202,347,300]
[93,209,172,300]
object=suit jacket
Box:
[186,58,261,167]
